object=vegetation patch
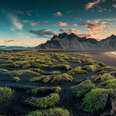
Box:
[24,93,60,109]
[0,87,14,104]
[70,80,95,98]
[84,65,99,72]
[51,64,71,71]
[26,107,70,116]
[29,76,51,83]
[27,86,62,96]
[82,88,111,112]
[36,64,49,69]
[12,77,21,82]
[68,66,87,75]
[51,73,73,83]
[82,58,95,65]
[29,73,73,83]
[30,68,43,73]
[101,73,114,82]
[8,70,40,77]
[50,71,62,75]
[98,79,116,89]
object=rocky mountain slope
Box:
[100,35,116,50]
[36,33,116,50]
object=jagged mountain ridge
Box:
[37,33,116,50]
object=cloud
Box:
[80,21,106,31]
[29,29,58,37]
[60,28,81,35]
[55,22,68,26]
[59,28,102,39]
[59,28,93,38]
[55,22,78,27]
[73,24,77,27]
[80,32,98,39]
[23,20,48,27]
[5,40,15,42]
[9,14,23,30]
[53,12,63,17]
[30,21,48,27]
[112,4,116,8]
[86,0,101,10]
[30,22,38,26]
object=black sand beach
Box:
[90,51,116,67]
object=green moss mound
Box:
[68,66,87,75]
[29,73,73,83]
[82,88,111,112]
[12,77,21,82]
[27,86,61,96]
[51,64,71,70]
[70,80,95,97]
[101,73,114,81]
[98,79,116,89]
[24,93,60,108]
[30,68,43,73]
[51,73,73,83]
[82,59,95,65]
[29,75,51,83]
[84,65,98,72]
[0,87,14,103]
[50,71,62,75]
[27,107,70,116]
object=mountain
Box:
[100,35,116,50]
[36,33,116,50]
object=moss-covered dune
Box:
[27,86,61,96]
[65,72,116,113]
[24,93,60,108]
[29,73,73,83]
[70,80,95,98]
[27,107,70,116]
[82,88,111,112]
[0,50,115,116]
[0,87,14,104]
[68,66,87,75]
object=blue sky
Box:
[0,0,116,46]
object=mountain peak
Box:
[37,33,116,50]
[107,34,116,39]
[68,33,79,38]
[58,32,69,39]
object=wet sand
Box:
[90,51,116,67]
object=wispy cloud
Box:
[80,21,106,31]
[53,12,63,17]
[29,29,58,37]
[23,20,48,27]
[55,22,78,27]
[8,14,23,30]
[55,22,68,26]
[112,4,116,8]
[60,28,80,35]
[86,0,101,10]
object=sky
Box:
[0,0,116,46]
